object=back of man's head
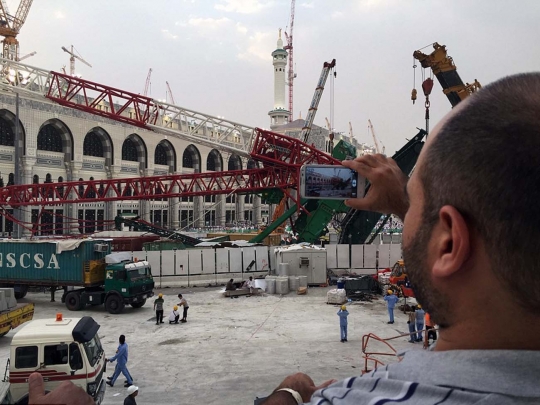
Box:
[119,334,126,344]
[421,72,540,313]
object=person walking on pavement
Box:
[124,385,138,405]
[406,306,417,343]
[384,289,399,324]
[425,311,437,346]
[169,305,180,324]
[106,335,133,388]
[177,294,189,322]
[337,305,349,342]
[415,304,425,342]
[154,293,165,325]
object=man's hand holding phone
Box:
[342,154,409,220]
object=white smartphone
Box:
[299,164,366,200]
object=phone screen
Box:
[303,166,360,199]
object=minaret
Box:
[268,29,291,130]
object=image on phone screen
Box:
[304,166,358,198]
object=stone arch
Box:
[83,127,113,167]
[155,140,176,172]
[0,109,25,149]
[182,144,201,172]
[228,154,242,170]
[247,159,258,169]
[122,134,147,171]
[206,149,223,171]
[37,119,73,161]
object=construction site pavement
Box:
[0,287,421,405]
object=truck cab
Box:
[102,260,155,313]
[8,316,106,404]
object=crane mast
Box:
[166,81,176,105]
[61,45,92,76]
[283,0,295,122]
[143,68,152,96]
[0,0,33,60]
[368,119,385,154]
[300,59,336,143]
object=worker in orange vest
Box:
[424,312,437,348]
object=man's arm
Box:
[342,154,409,220]
[109,344,126,362]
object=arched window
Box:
[45,173,52,183]
[122,138,138,161]
[183,149,194,168]
[37,125,62,152]
[155,143,168,166]
[83,132,104,157]
[7,173,14,186]
[207,155,216,171]
[0,118,14,146]
[247,160,257,169]
[33,175,39,184]
[58,176,63,182]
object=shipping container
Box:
[0,239,111,286]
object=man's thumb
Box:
[28,372,45,401]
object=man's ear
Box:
[431,205,471,278]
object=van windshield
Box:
[82,335,103,367]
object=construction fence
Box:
[130,243,403,287]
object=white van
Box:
[8,315,106,404]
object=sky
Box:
[11,0,540,154]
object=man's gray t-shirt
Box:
[309,350,540,404]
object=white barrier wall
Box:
[126,243,402,287]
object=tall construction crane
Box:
[368,119,385,154]
[143,68,152,96]
[61,45,92,76]
[283,0,296,122]
[0,0,33,60]
[301,59,336,143]
[348,122,354,143]
[166,81,176,105]
[17,50,35,61]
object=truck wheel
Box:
[105,294,125,314]
[65,292,84,311]
[14,285,28,300]
[130,299,146,309]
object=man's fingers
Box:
[316,379,337,390]
[28,372,45,401]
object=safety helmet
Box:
[158,293,163,298]
[417,304,422,309]
[341,305,346,310]
[174,305,178,310]
[126,386,139,395]
[387,290,393,294]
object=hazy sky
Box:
[12,0,540,154]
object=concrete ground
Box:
[0,287,422,405]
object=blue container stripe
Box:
[0,240,111,285]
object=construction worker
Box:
[169,305,180,324]
[337,304,349,342]
[154,293,164,325]
[406,306,417,343]
[383,289,399,324]
[177,293,189,322]
[124,385,138,405]
[106,335,133,388]
[415,304,425,342]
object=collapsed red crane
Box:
[0,128,341,235]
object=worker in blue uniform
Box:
[384,289,399,324]
[106,334,134,388]
[337,305,349,342]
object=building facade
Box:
[0,92,263,236]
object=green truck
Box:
[0,240,154,314]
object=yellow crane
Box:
[0,0,33,60]
[368,119,385,154]
[61,45,92,76]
